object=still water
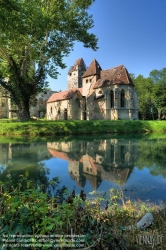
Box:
[0,135,166,204]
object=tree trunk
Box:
[158,109,161,120]
[17,101,30,121]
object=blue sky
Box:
[48,0,166,91]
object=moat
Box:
[0,134,166,204]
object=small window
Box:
[50,107,52,114]
[58,108,61,114]
[99,90,102,94]
[89,79,92,82]
[86,79,88,83]
[69,73,72,76]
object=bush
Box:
[0,177,166,249]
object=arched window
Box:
[121,89,125,108]
[110,90,114,108]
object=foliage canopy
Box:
[0,0,98,120]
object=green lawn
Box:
[0,119,166,136]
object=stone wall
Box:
[47,99,69,120]
[86,84,138,120]
[0,97,10,118]
[67,65,85,89]
[30,90,56,118]
[47,92,84,120]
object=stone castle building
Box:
[0,87,10,118]
[0,87,56,118]
[47,58,138,120]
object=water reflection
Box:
[0,143,51,191]
[47,139,138,189]
[0,137,166,203]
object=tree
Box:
[132,75,156,120]
[150,69,166,120]
[0,0,98,121]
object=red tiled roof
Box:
[48,148,77,162]
[82,59,102,78]
[93,65,134,89]
[47,88,82,103]
[68,58,86,73]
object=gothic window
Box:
[120,89,125,108]
[110,90,114,108]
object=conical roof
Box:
[82,59,102,78]
[68,58,86,73]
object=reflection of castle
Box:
[47,139,138,189]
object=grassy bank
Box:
[0,119,166,136]
[0,177,166,249]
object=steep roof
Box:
[93,65,134,89]
[82,59,102,78]
[47,88,82,103]
[47,148,77,162]
[68,58,86,73]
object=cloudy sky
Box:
[48,0,166,91]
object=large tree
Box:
[0,0,98,120]
[132,74,156,120]
[150,68,166,119]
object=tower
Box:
[82,59,102,97]
[67,58,86,89]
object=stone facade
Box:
[47,89,84,120]
[0,87,55,119]
[67,58,86,89]
[0,87,11,118]
[47,58,138,120]
[30,90,57,118]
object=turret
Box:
[67,58,86,89]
